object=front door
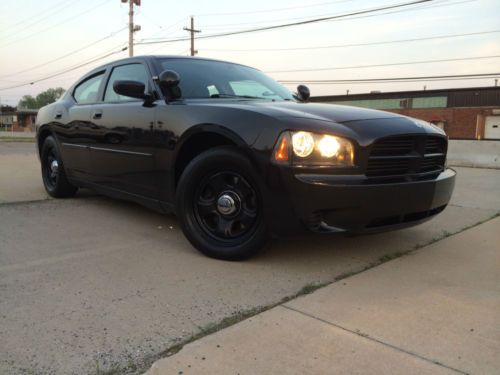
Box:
[87,63,159,199]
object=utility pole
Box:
[121,0,141,57]
[184,16,201,56]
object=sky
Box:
[0,0,499,106]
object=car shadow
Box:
[75,189,450,269]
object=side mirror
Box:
[297,85,310,102]
[113,80,147,99]
[159,70,180,87]
[159,70,181,101]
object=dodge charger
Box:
[35,55,456,260]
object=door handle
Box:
[92,110,103,120]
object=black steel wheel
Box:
[44,149,59,190]
[41,136,78,198]
[194,171,259,241]
[176,147,268,260]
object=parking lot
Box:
[1,142,499,374]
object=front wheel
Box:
[176,147,268,260]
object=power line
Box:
[136,0,434,45]
[267,55,500,73]
[0,46,128,92]
[2,0,75,31]
[200,0,448,30]
[0,27,128,79]
[202,29,499,52]
[0,0,112,48]
[136,16,189,41]
[279,73,500,84]
[2,0,80,40]
[134,16,192,55]
[195,0,359,17]
[200,8,381,30]
[199,0,467,32]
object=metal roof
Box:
[311,86,500,108]
[16,109,39,114]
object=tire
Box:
[41,135,78,198]
[176,147,268,260]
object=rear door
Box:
[87,62,160,199]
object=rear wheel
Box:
[41,136,78,198]
[176,147,268,260]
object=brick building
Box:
[0,111,16,131]
[312,86,500,140]
[0,109,38,132]
[13,109,38,132]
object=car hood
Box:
[191,100,402,123]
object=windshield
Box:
[157,58,294,101]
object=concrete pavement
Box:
[0,142,48,203]
[0,142,95,203]
[147,216,500,375]
[1,142,499,374]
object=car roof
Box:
[84,55,255,77]
[66,55,260,98]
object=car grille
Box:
[366,136,447,181]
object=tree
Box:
[18,95,37,109]
[18,87,66,109]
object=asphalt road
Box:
[1,142,499,374]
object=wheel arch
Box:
[173,124,256,189]
[37,126,55,157]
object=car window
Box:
[73,72,105,104]
[229,80,281,99]
[158,58,294,101]
[104,64,149,102]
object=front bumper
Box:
[265,168,456,236]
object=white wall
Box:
[448,140,500,169]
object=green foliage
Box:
[18,87,65,109]
[18,95,37,109]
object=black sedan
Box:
[35,55,456,260]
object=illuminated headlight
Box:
[317,135,340,157]
[273,131,355,167]
[292,131,315,157]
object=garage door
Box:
[485,116,500,139]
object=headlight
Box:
[292,131,315,157]
[317,135,340,157]
[273,131,355,167]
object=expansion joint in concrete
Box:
[281,305,469,375]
